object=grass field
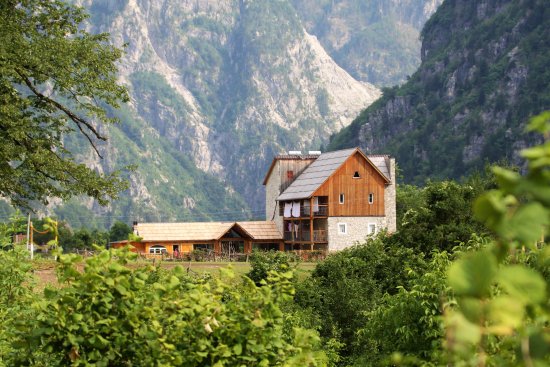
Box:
[31,259,318,290]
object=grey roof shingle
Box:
[367,155,391,180]
[277,148,390,201]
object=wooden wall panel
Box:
[277,159,316,192]
[314,152,386,217]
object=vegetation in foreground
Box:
[1,112,549,366]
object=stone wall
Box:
[327,216,387,251]
[265,160,284,234]
[384,157,397,232]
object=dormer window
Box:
[353,171,360,178]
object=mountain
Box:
[291,0,442,86]
[328,0,550,184]
[45,0,438,228]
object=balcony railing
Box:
[284,229,327,243]
[313,205,328,217]
[283,204,329,218]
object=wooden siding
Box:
[313,151,386,216]
[273,159,316,193]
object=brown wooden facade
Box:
[313,150,387,217]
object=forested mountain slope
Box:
[46,0,437,227]
[328,0,550,183]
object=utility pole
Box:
[26,213,33,260]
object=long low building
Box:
[111,221,284,255]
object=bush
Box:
[294,237,427,362]
[247,250,299,284]
[9,248,326,366]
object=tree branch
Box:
[15,69,106,158]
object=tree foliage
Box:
[391,175,494,254]
[0,0,129,208]
[445,112,550,366]
[247,250,299,285]
[294,238,427,363]
[6,248,327,366]
[108,220,132,243]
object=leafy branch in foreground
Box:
[445,112,550,366]
[0,0,129,208]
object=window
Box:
[338,223,347,235]
[193,243,214,251]
[149,245,167,254]
[287,170,294,179]
[368,223,376,235]
[368,193,374,204]
[353,171,360,178]
[339,193,345,204]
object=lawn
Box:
[31,258,318,290]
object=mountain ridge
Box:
[328,0,550,183]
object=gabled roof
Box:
[277,148,391,202]
[237,221,283,240]
[134,221,282,242]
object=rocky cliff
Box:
[329,0,550,183]
[291,0,442,86]
[53,0,437,227]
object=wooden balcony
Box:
[282,203,329,218]
[284,229,327,243]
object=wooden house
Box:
[115,148,395,256]
[264,148,396,252]
[111,221,284,256]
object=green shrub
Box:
[247,250,299,284]
[294,237,427,362]
[10,247,326,366]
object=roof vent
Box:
[308,150,321,155]
[288,150,302,155]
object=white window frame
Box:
[149,245,167,254]
[339,193,345,204]
[368,192,374,204]
[367,223,377,236]
[337,222,348,235]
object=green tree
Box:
[0,210,26,248]
[294,237,426,363]
[0,247,36,365]
[391,175,493,254]
[0,0,129,208]
[108,220,132,242]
